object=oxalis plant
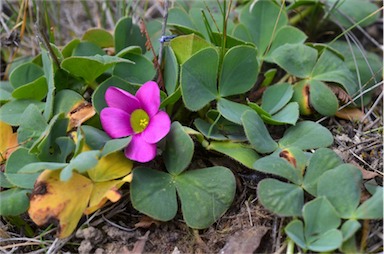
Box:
[0,0,382,252]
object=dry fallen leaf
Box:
[220,227,269,254]
[67,102,96,130]
[134,216,161,229]
[336,107,365,122]
[28,169,93,238]
[350,161,379,180]
[328,84,352,104]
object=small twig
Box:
[363,117,381,132]
[271,216,279,252]
[139,19,164,89]
[158,0,169,69]
[244,200,253,226]
[360,92,383,123]
[264,0,286,57]
[101,214,136,232]
[34,7,61,68]
[336,138,376,171]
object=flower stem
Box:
[286,238,295,254]
[289,6,315,26]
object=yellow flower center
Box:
[130,109,149,133]
[139,118,148,128]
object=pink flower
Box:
[100,81,171,163]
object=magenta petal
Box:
[100,108,134,138]
[142,111,171,144]
[136,81,160,117]
[125,134,157,162]
[105,87,141,113]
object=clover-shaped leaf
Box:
[353,186,383,219]
[261,83,293,114]
[309,80,339,116]
[341,220,361,241]
[61,55,132,84]
[272,44,318,78]
[303,197,341,240]
[113,53,156,85]
[242,110,278,154]
[174,166,236,229]
[285,197,343,252]
[181,47,219,111]
[5,148,40,189]
[163,46,179,94]
[326,0,380,28]
[0,99,45,126]
[82,28,114,48]
[238,0,288,56]
[311,49,357,96]
[253,155,302,185]
[60,150,101,181]
[114,17,146,53]
[92,76,137,114]
[16,104,48,149]
[257,178,304,216]
[303,148,343,196]
[130,168,177,221]
[194,110,247,141]
[170,34,213,65]
[164,122,194,175]
[207,141,259,169]
[9,62,44,89]
[219,45,258,97]
[0,188,30,216]
[264,25,307,61]
[218,98,251,125]
[131,122,236,228]
[317,164,362,218]
[279,121,333,150]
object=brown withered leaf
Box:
[134,216,161,229]
[350,161,379,180]
[328,84,352,104]
[336,107,365,122]
[68,102,96,130]
[220,226,269,254]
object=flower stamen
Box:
[140,118,148,128]
[130,109,150,133]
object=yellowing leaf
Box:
[84,180,125,215]
[0,121,18,162]
[28,169,93,238]
[87,151,133,182]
